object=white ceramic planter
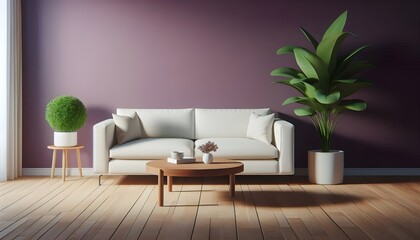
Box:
[308,150,344,184]
[202,153,213,164]
[54,132,77,147]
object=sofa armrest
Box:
[273,120,294,174]
[93,119,115,174]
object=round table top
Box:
[146,158,244,177]
[47,145,84,150]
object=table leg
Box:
[76,149,83,177]
[62,150,66,181]
[51,149,57,178]
[229,174,235,197]
[168,176,173,192]
[158,169,164,206]
[65,150,69,171]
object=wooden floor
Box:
[0,175,419,240]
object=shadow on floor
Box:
[223,190,368,208]
[113,175,376,208]
[113,175,420,185]
[341,176,420,184]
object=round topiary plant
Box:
[45,96,87,132]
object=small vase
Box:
[202,153,213,164]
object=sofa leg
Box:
[99,175,102,186]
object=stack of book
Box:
[167,157,196,164]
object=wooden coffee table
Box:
[146,158,244,206]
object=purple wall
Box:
[22,0,420,169]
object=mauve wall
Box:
[22,0,420,169]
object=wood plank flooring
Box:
[0,175,419,239]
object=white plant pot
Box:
[202,153,213,164]
[54,132,77,147]
[308,150,344,184]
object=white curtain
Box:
[0,0,22,181]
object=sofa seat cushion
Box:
[110,138,194,159]
[195,138,278,159]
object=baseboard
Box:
[23,168,95,176]
[22,168,420,176]
[295,168,420,176]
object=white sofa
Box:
[93,108,294,177]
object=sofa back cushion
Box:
[195,108,271,138]
[117,108,195,139]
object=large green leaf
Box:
[284,97,318,111]
[334,45,371,78]
[290,78,304,84]
[276,45,298,54]
[299,27,319,49]
[317,32,351,74]
[282,96,310,105]
[342,45,371,64]
[334,99,367,113]
[278,78,317,99]
[294,107,316,116]
[314,90,340,104]
[293,48,329,81]
[333,79,357,84]
[270,67,301,78]
[343,99,367,111]
[336,61,374,79]
[297,73,306,78]
[273,79,305,95]
[301,82,317,98]
[334,81,371,98]
[289,77,319,85]
[321,11,348,42]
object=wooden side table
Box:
[48,145,84,181]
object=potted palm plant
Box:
[271,11,372,184]
[45,95,87,147]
